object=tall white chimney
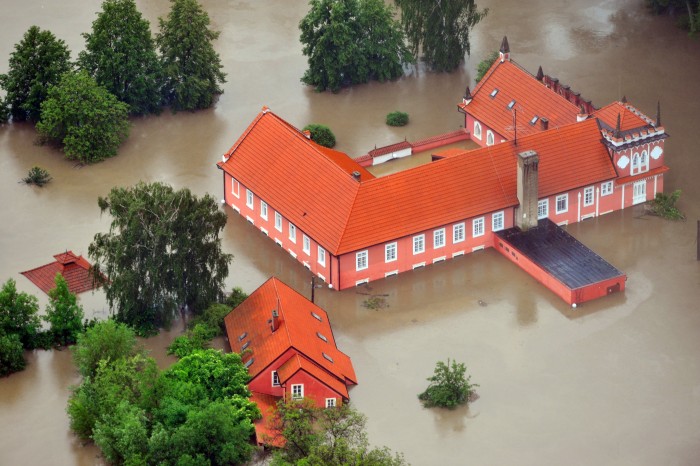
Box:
[516,150,539,231]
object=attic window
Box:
[490,88,499,98]
[311,311,322,322]
[507,100,516,109]
[322,352,334,363]
[317,332,328,342]
[530,116,539,125]
[244,358,254,368]
[238,332,247,342]
[241,341,250,351]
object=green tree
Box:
[303,124,336,148]
[190,302,233,336]
[224,287,249,309]
[299,0,412,92]
[418,358,478,409]
[79,0,162,115]
[0,278,40,349]
[156,0,227,111]
[386,111,409,126]
[89,182,231,334]
[475,51,499,83]
[72,319,139,378]
[44,273,84,346]
[269,400,407,466]
[36,70,130,163]
[396,0,488,72]
[167,323,216,358]
[0,26,72,123]
[0,333,26,377]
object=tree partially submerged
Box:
[648,189,685,220]
[44,273,84,346]
[36,70,130,163]
[303,124,336,148]
[89,182,232,334]
[22,166,52,187]
[0,279,42,376]
[395,0,488,72]
[418,358,478,409]
[475,51,499,83]
[299,0,412,92]
[0,26,72,123]
[72,319,140,378]
[79,0,162,115]
[157,0,227,111]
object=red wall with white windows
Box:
[465,114,506,148]
[610,139,665,177]
[248,348,296,398]
[284,370,344,408]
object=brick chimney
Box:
[516,150,539,231]
[271,309,279,332]
[540,118,549,130]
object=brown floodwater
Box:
[1,0,699,465]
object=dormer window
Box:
[507,100,516,109]
[530,116,539,125]
[490,88,499,98]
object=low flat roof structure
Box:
[494,220,626,306]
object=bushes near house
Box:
[303,124,336,148]
[386,111,409,127]
[648,189,685,220]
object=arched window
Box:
[631,153,640,175]
[473,121,482,140]
[641,150,649,172]
[486,130,495,146]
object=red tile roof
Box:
[21,251,100,295]
[250,391,285,447]
[459,59,580,138]
[224,277,357,386]
[593,101,653,132]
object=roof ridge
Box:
[334,181,364,255]
[508,59,580,112]
[224,109,268,158]
[472,57,502,94]
[271,278,294,349]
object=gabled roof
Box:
[224,277,357,386]
[593,101,654,132]
[459,59,580,138]
[277,353,349,398]
[21,251,100,295]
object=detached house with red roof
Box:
[21,251,101,295]
[223,277,357,445]
[217,37,668,305]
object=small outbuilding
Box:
[21,251,101,295]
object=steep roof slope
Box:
[224,277,357,386]
[21,251,100,295]
[593,101,654,132]
[459,59,580,138]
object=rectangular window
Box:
[232,178,240,198]
[583,187,594,207]
[303,235,310,255]
[275,212,282,231]
[413,234,425,254]
[246,189,254,208]
[325,398,336,408]
[556,194,568,214]
[356,250,368,271]
[292,384,303,400]
[601,181,613,196]
[260,201,268,220]
[538,199,548,219]
[473,217,485,237]
[289,224,297,243]
[272,371,280,386]
[453,223,465,243]
[317,246,326,267]
[492,211,504,232]
[385,242,397,262]
[433,229,445,249]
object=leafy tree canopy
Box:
[0,333,26,377]
[89,182,232,334]
[299,0,412,92]
[303,124,336,148]
[79,0,162,115]
[395,0,488,72]
[157,0,227,111]
[268,399,408,466]
[418,358,478,409]
[36,70,130,164]
[475,51,499,83]
[72,319,140,378]
[0,25,72,123]
[44,273,84,346]
[0,278,41,349]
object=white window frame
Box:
[232,178,240,198]
[385,242,397,263]
[246,189,254,208]
[473,121,482,140]
[641,150,649,173]
[583,186,594,207]
[433,228,445,249]
[274,211,282,231]
[453,223,465,243]
[492,211,504,232]
[473,217,485,237]
[556,194,568,214]
[317,246,326,267]
[413,234,425,255]
[538,199,549,219]
[325,398,336,408]
[272,371,280,386]
[291,384,303,400]
[486,130,495,146]
[260,201,268,220]
[356,250,368,271]
[289,223,297,243]
[303,235,311,255]
[601,181,613,197]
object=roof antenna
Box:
[513,108,517,145]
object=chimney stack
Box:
[352,171,361,181]
[540,118,549,130]
[576,105,588,122]
[516,150,539,231]
[271,309,279,332]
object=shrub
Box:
[0,333,26,376]
[302,124,336,148]
[224,287,248,309]
[167,323,216,358]
[386,111,409,127]
[475,51,499,83]
[22,166,52,187]
[72,320,139,378]
[648,189,685,220]
[190,303,232,336]
[418,358,478,409]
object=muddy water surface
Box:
[1,0,699,465]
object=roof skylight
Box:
[530,116,539,125]
[244,358,254,368]
[507,100,516,109]
[317,332,328,342]
[311,311,322,321]
[238,332,247,342]
[241,341,250,351]
[490,88,499,98]
[322,352,334,363]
